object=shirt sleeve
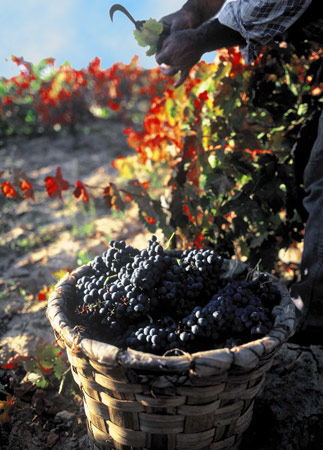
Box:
[217,0,312,64]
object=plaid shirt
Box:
[218,0,312,63]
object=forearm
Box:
[198,18,246,52]
[181,0,227,24]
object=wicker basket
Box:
[47,262,296,450]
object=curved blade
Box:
[109,4,140,29]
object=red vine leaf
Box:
[45,58,55,66]
[37,285,51,301]
[144,215,156,225]
[183,204,196,224]
[141,181,150,190]
[1,355,29,370]
[106,100,120,111]
[44,167,69,199]
[103,183,125,212]
[1,181,17,198]
[198,91,209,101]
[193,233,204,248]
[20,179,34,199]
[73,180,89,202]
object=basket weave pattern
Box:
[47,265,296,450]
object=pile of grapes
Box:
[73,236,280,355]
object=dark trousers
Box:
[291,109,323,328]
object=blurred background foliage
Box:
[1,42,323,278]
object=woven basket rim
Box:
[47,261,296,373]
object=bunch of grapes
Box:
[73,236,281,355]
[123,316,180,354]
[180,275,279,351]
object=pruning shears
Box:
[109,4,145,30]
[109,3,171,51]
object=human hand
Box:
[156,28,205,87]
[160,8,201,33]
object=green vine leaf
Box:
[134,19,163,56]
[26,372,48,389]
